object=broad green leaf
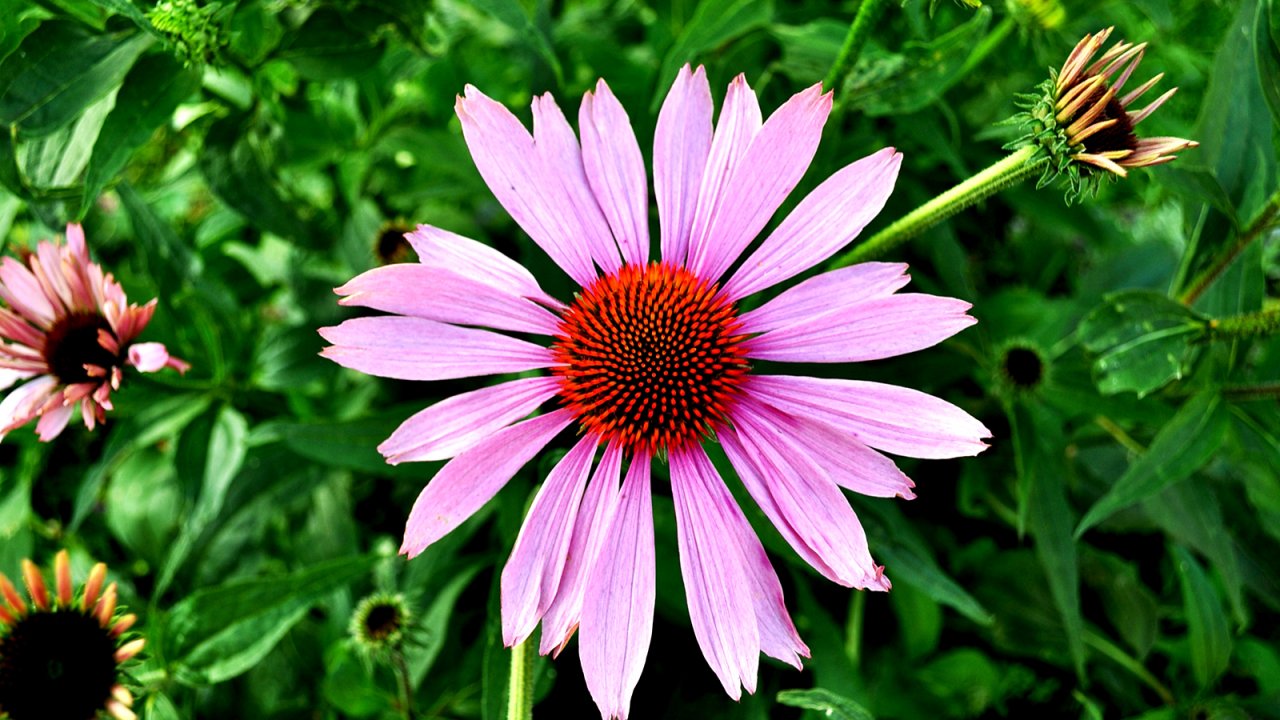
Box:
[276,9,385,81]
[890,581,943,659]
[1081,550,1159,659]
[1077,391,1229,537]
[777,688,875,720]
[228,0,284,65]
[270,410,427,479]
[18,89,114,189]
[86,0,158,35]
[104,445,183,565]
[164,556,369,685]
[1174,546,1232,688]
[470,0,563,88]
[0,23,151,136]
[198,117,315,243]
[81,54,198,215]
[1146,481,1247,628]
[655,0,774,109]
[1078,290,1208,397]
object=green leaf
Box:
[777,688,875,720]
[408,563,484,685]
[1081,551,1159,659]
[1076,391,1230,537]
[1078,290,1208,397]
[0,23,151,136]
[117,182,198,296]
[1264,0,1280,127]
[198,117,316,243]
[1174,545,1232,688]
[270,409,427,479]
[655,0,774,109]
[1146,481,1247,629]
[470,0,563,88]
[81,54,198,216]
[85,0,159,35]
[164,556,369,685]
[276,9,385,81]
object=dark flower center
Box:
[0,610,119,720]
[375,225,414,265]
[43,313,120,385]
[1077,80,1137,156]
[552,263,749,454]
[363,603,402,641]
[1002,346,1045,389]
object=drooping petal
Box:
[531,93,622,274]
[0,368,36,392]
[723,148,903,300]
[456,86,597,285]
[737,263,910,334]
[722,397,890,590]
[580,456,654,720]
[745,374,991,459]
[686,84,833,283]
[745,294,976,363]
[686,74,762,272]
[580,80,650,266]
[541,441,623,656]
[401,408,575,557]
[405,225,560,306]
[336,264,562,335]
[654,64,713,265]
[0,375,58,440]
[502,433,599,646]
[378,376,562,463]
[669,446,760,698]
[126,342,171,373]
[34,402,74,441]
[319,317,556,381]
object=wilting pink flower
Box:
[0,224,188,442]
[320,66,990,718]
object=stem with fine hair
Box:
[1207,307,1280,340]
[824,0,892,92]
[507,638,533,720]
[1179,186,1280,305]
[831,145,1046,267]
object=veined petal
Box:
[378,376,562,464]
[319,317,556,381]
[722,401,889,590]
[737,263,910,334]
[406,225,560,307]
[0,375,58,440]
[581,456,654,720]
[655,64,713,265]
[0,257,56,328]
[746,374,991,459]
[532,93,622,274]
[401,408,575,557]
[502,433,598,646]
[745,294,976,363]
[541,440,623,656]
[686,75,761,273]
[580,80,650,266]
[669,446,760,698]
[456,86,597,285]
[336,264,562,335]
[724,148,902,300]
[687,84,833,283]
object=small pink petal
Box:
[737,263,910,334]
[654,64,713,266]
[401,408,575,558]
[127,342,171,373]
[580,80,650,266]
[502,433,598,646]
[65,223,88,260]
[580,456,655,720]
[0,375,58,440]
[405,225,560,307]
[35,402,74,441]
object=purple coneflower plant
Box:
[321,66,990,718]
[0,224,188,442]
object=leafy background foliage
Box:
[1,0,1279,718]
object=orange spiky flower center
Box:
[552,262,749,455]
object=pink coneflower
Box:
[321,66,990,718]
[0,550,144,720]
[0,224,188,442]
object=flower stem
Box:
[392,650,415,720]
[831,145,1045,267]
[1179,186,1280,305]
[824,0,891,92]
[1224,382,1280,402]
[1207,307,1280,340]
[843,591,866,670]
[507,638,533,720]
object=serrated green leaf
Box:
[1077,391,1229,537]
[1078,290,1208,397]
[777,688,875,720]
[1174,545,1232,688]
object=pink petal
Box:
[745,374,991,459]
[654,65,713,266]
[580,80,650,267]
[669,446,760,699]
[456,86,597,285]
[35,402,74,441]
[66,223,87,259]
[686,75,762,272]
[745,294,976,363]
[502,433,598,646]
[722,397,890,590]
[580,456,654,720]
[336,264,561,335]
[737,263,910,334]
[686,84,833,283]
[318,317,556,381]
[0,258,56,328]
[406,225,560,307]
[0,375,57,440]
[531,93,622,275]
[378,376,562,464]
[540,440,623,656]
[0,368,36,392]
[0,307,46,349]
[724,148,902,300]
[401,408,575,557]
[127,342,171,373]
